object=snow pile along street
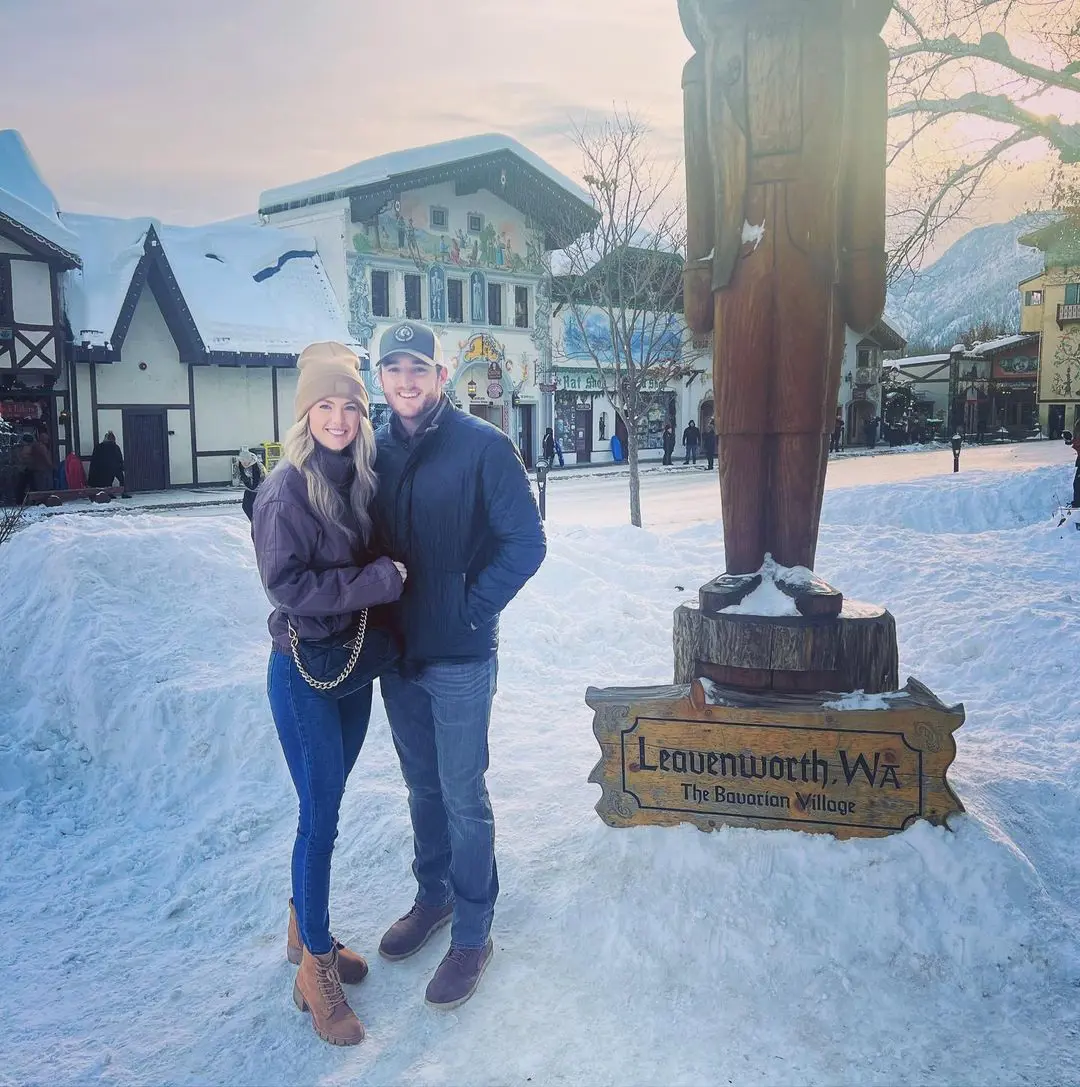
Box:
[1,462,1078,1085]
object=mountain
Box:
[885,212,1056,352]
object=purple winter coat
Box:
[251,452,403,654]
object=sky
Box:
[1,0,1065,257]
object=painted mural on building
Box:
[1051,328,1080,398]
[560,309,682,364]
[350,200,544,274]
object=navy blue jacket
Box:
[373,399,546,663]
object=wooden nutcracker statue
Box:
[680,0,890,616]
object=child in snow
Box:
[236,448,264,521]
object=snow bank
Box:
[0,469,1077,1084]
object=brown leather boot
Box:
[287,899,369,985]
[292,945,365,1046]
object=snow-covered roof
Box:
[259,133,593,211]
[967,333,1037,356]
[0,129,80,263]
[891,353,952,367]
[64,214,352,356]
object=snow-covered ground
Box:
[2,454,1079,1086]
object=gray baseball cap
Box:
[377,321,445,369]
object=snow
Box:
[63,214,351,353]
[0,129,79,259]
[2,456,1079,1085]
[968,333,1037,356]
[259,133,593,211]
[820,690,904,711]
[741,219,765,248]
[892,352,952,367]
[719,553,811,616]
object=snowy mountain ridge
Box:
[886,212,1057,352]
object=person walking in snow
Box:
[87,431,125,489]
[542,426,556,468]
[702,418,717,471]
[682,419,700,464]
[661,422,676,465]
[251,342,407,1047]
[371,320,546,1010]
[236,447,264,522]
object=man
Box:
[682,419,700,465]
[372,320,546,1009]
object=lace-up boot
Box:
[292,945,365,1045]
[424,939,493,1009]
[287,899,368,984]
[378,901,454,961]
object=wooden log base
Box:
[586,677,965,839]
[674,596,899,694]
[25,487,125,507]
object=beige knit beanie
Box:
[294,342,368,421]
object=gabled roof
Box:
[258,133,598,250]
[966,333,1038,356]
[64,214,353,362]
[0,129,80,267]
[868,315,906,352]
[553,246,686,312]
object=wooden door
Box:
[574,407,592,463]
[518,404,534,468]
[122,408,169,492]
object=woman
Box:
[236,447,264,522]
[251,341,406,1046]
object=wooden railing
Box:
[1056,303,1080,326]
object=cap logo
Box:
[394,325,415,342]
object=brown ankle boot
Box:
[292,946,365,1046]
[288,899,369,985]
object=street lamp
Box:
[950,431,963,473]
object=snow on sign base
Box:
[586,678,964,839]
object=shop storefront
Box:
[0,384,68,505]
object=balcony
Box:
[1056,303,1080,327]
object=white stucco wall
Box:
[0,236,29,256]
[96,289,188,406]
[10,258,53,326]
[192,365,275,455]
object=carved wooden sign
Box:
[586,678,963,839]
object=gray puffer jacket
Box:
[251,447,403,654]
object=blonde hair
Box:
[280,408,378,546]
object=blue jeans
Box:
[267,649,373,955]
[380,657,499,949]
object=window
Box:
[430,206,448,230]
[1025,289,1043,306]
[404,274,422,320]
[371,270,389,317]
[448,278,464,323]
[857,346,873,369]
[488,282,503,325]
[467,212,484,235]
[514,285,529,328]
[1066,283,1080,306]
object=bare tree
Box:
[886,0,1080,281]
[551,112,707,527]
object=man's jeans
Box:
[267,650,373,955]
[380,657,499,949]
